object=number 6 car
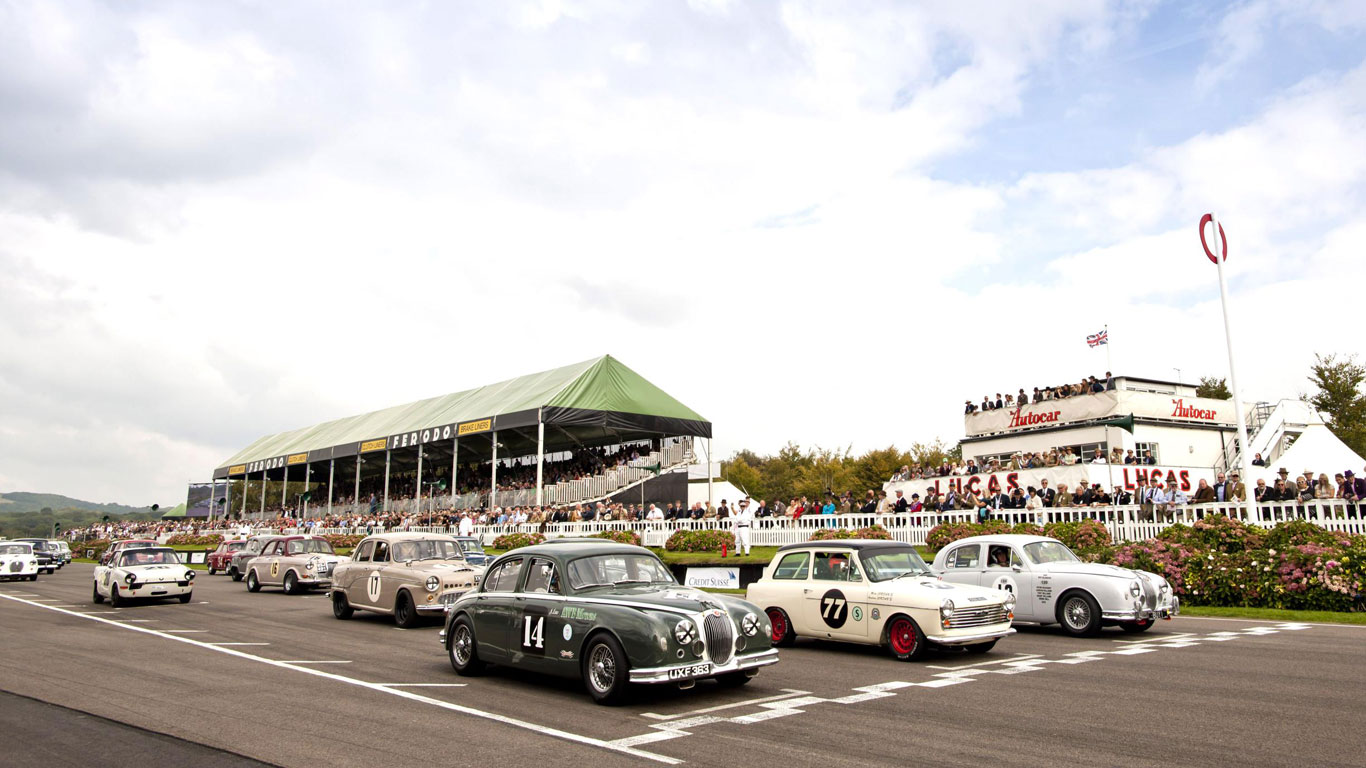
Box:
[440,540,779,704]
[930,534,1178,636]
[747,540,1015,661]
[93,547,196,606]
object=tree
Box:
[1305,354,1366,458]
[721,455,765,499]
[1196,376,1231,399]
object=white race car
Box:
[0,542,40,581]
[93,547,197,606]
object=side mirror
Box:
[1012,565,1023,572]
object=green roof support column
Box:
[282,463,289,516]
[327,458,335,517]
[451,437,459,508]
[259,469,266,519]
[490,432,499,511]
[354,456,361,514]
[303,463,311,519]
[383,449,391,514]
[241,475,247,518]
[416,444,424,526]
[535,414,545,508]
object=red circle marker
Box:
[1199,213,1227,264]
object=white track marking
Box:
[162,630,208,634]
[276,660,351,664]
[207,642,271,646]
[1177,615,1361,628]
[926,653,1042,670]
[117,619,157,623]
[641,689,810,720]
[380,683,468,688]
[0,594,680,765]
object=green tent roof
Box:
[215,356,709,477]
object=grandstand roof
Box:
[214,356,710,478]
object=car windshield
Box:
[566,554,675,590]
[861,548,934,582]
[286,539,336,555]
[1023,541,1080,565]
[120,549,181,566]
[392,539,463,562]
[21,541,51,551]
[0,544,31,555]
[225,542,246,551]
[456,539,485,554]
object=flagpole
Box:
[1104,323,1111,374]
[1205,213,1256,523]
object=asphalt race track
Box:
[2,564,1364,768]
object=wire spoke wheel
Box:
[1064,597,1091,630]
[588,643,617,694]
[452,624,473,667]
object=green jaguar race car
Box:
[439,540,779,704]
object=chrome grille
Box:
[704,613,734,665]
[950,604,1008,628]
[8,561,20,572]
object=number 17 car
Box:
[440,541,779,704]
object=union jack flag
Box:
[1087,329,1108,348]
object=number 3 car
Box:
[747,540,1015,661]
[93,547,196,606]
[930,534,1178,636]
[440,541,779,704]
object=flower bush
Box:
[808,525,894,541]
[75,539,112,562]
[925,521,1043,551]
[321,534,364,550]
[492,532,545,550]
[165,534,224,547]
[591,530,643,546]
[664,529,735,552]
[1042,520,1111,555]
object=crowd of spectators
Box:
[888,445,1156,483]
[964,372,1116,414]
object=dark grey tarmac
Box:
[2,563,1363,767]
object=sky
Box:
[2,0,1364,506]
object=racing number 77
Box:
[822,596,846,620]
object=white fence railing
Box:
[184,499,1365,548]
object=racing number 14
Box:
[523,615,545,649]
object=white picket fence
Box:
[192,499,1366,548]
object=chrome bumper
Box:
[1103,598,1180,622]
[630,648,780,684]
[929,627,1016,647]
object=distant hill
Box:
[0,492,157,517]
[0,492,168,539]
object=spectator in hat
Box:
[1228,471,1247,502]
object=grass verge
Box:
[1180,605,1366,625]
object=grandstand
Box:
[209,356,711,519]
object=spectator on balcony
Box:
[964,401,977,415]
[1112,486,1132,505]
[981,396,991,411]
[1024,487,1043,512]
[994,393,1004,409]
[821,496,836,516]
[1123,449,1136,464]
[716,499,730,520]
[1091,487,1112,506]
[1159,480,1188,522]
[1061,448,1079,466]
[1090,449,1107,464]
[1251,453,1266,467]
[1192,478,1215,503]
[1054,484,1074,508]
[1254,479,1272,503]
[1073,481,1094,506]
[1295,477,1314,503]
[1017,388,1029,405]
[892,490,909,513]
[1316,473,1335,500]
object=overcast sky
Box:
[3,0,1364,506]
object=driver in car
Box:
[989,547,1010,568]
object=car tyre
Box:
[229,566,243,583]
[29,574,38,581]
[1057,591,1102,637]
[766,607,796,647]
[1120,619,1155,634]
[583,633,630,705]
[178,592,192,604]
[92,582,104,604]
[885,614,927,661]
[246,570,261,593]
[208,565,217,576]
[965,640,997,654]
[394,591,419,628]
[448,616,485,676]
[110,585,124,608]
[283,571,299,595]
[332,591,354,620]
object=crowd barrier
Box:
[178,499,1364,549]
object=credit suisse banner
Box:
[964,391,1235,437]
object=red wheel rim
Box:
[767,608,786,643]
[889,618,917,655]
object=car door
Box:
[260,541,284,585]
[767,550,812,632]
[474,557,524,662]
[513,557,561,671]
[362,540,392,609]
[342,540,375,603]
[980,543,1032,610]
[938,543,983,587]
[803,549,870,641]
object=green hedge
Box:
[492,532,545,550]
[664,529,735,552]
[808,525,893,541]
[591,530,642,546]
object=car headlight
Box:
[741,612,760,637]
[1002,593,1017,613]
[1159,582,1169,597]
[185,571,196,580]
[1129,580,1142,598]
[125,573,137,585]
[939,599,955,619]
[426,576,440,592]
[674,619,697,644]
[305,559,315,570]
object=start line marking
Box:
[609,623,1313,750]
[0,594,679,765]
